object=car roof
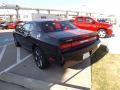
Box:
[74,16,91,18]
[28,19,64,23]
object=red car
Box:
[7,22,16,29]
[72,16,113,38]
[8,21,23,29]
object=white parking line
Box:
[0,42,14,48]
[0,30,14,33]
[0,45,7,63]
[17,47,20,63]
[0,54,32,75]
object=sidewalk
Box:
[0,80,30,90]
[0,59,91,90]
[107,25,120,54]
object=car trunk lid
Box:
[47,29,98,49]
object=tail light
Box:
[59,41,80,49]
[59,43,71,49]
[72,41,80,47]
[59,36,97,50]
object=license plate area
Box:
[83,52,90,60]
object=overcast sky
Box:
[0,0,119,14]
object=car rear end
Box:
[57,30,100,62]
[40,20,100,64]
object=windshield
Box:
[40,21,77,32]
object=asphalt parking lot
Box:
[0,41,91,90]
[0,29,14,46]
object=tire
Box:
[89,50,92,55]
[60,60,65,66]
[33,47,48,69]
[5,26,8,29]
[14,37,21,47]
[56,50,65,66]
[98,29,107,38]
[2,27,5,30]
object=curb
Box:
[0,72,85,90]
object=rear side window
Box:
[40,21,77,32]
[21,23,37,32]
[86,17,93,23]
[77,17,83,22]
[30,23,37,31]
[41,21,55,32]
[22,23,31,31]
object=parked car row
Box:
[0,21,23,29]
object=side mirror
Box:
[16,25,22,29]
[15,25,22,32]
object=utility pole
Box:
[36,9,40,14]
[77,12,79,16]
[15,5,19,21]
[65,11,69,19]
[48,10,50,14]
[2,3,6,21]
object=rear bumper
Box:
[107,29,113,36]
[62,40,100,60]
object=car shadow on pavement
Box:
[46,45,109,90]
[90,44,108,65]
[8,54,90,90]
[70,44,108,69]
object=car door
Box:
[14,24,26,47]
[16,22,33,50]
[74,17,86,29]
[84,17,97,31]
[22,23,36,50]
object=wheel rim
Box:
[34,49,43,67]
[14,39,17,44]
[14,38,18,45]
[98,30,106,37]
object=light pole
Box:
[2,3,7,21]
[15,5,19,21]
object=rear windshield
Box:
[40,21,77,32]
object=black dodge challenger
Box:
[13,20,100,69]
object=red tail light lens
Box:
[59,43,71,49]
[59,36,97,49]
[59,41,80,49]
[72,41,80,47]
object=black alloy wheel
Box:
[14,37,20,47]
[34,47,48,69]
